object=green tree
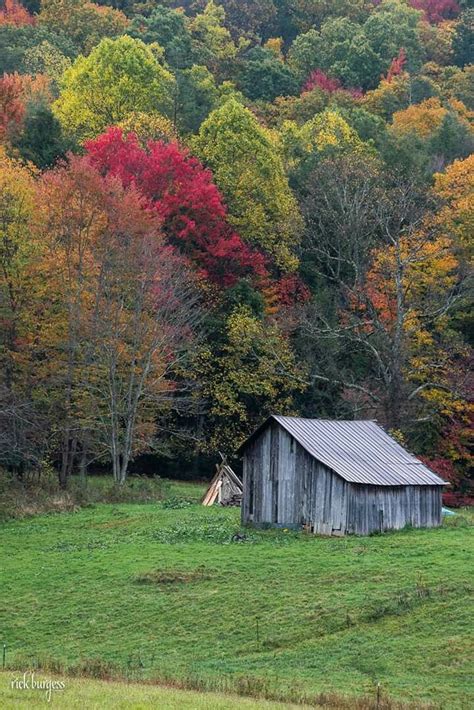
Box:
[175,65,219,134]
[193,98,302,270]
[194,304,304,452]
[430,111,474,170]
[281,109,368,180]
[288,0,372,34]
[189,1,238,78]
[363,0,425,75]
[217,0,277,41]
[443,65,474,110]
[129,5,193,69]
[13,100,73,168]
[452,9,474,67]
[287,28,321,80]
[238,45,299,102]
[0,25,76,75]
[39,0,128,55]
[289,18,380,89]
[53,36,176,142]
[23,40,72,88]
[288,2,425,90]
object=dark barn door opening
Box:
[273,480,279,523]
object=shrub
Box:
[442,491,474,508]
[0,471,169,521]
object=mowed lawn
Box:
[0,481,472,708]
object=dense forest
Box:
[0,0,472,499]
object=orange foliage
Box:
[0,73,52,145]
[355,234,458,332]
[0,74,25,143]
[386,48,407,83]
[392,97,448,137]
[19,73,53,104]
[392,97,473,139]
[0,0,35,26]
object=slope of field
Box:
[0,483,472,708]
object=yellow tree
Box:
[392,97,449,136]
[391,97,473,139]
[117,112,176,148]
[188,1,238,78]
[193,305,304,452]
[281,109,366,172]
[433,153,474,260]
[0,149,46,471]
[34,154,199,485]
[193,98,302,271]
[53,36,176,142]
[300,161,465,429]
[0,149,37,391]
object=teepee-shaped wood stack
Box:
[202,457,243,507]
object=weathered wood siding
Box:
[241,423,348,531]
[346,484,442,535]
[241,422,443,535]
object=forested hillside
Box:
[0,0,472,497]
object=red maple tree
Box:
[85,128,267,287]
[410,0,459,24]
[0,73,26,143]
[302,69,362,98]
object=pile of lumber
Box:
[202,461,243,507]
[220,493,243,507]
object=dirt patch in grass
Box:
[93,517,139,529]
[134,566,214,585]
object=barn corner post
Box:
[238,416,446,536]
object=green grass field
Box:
[0,480,472,708]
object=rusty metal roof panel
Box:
[242,416,446,486]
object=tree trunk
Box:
[387,239,406,429]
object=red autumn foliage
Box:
[386,48,407,83]
[302,70,362,98]
[442,491,474,508]
[373,0,459,22]
[85,128,267,287]
[409,0,460,24]
[303,69,342,94]
[421,451,473,507]
[419,456,461,486]
[0,0,35,26]
[275,274,311,307]
[0,73,25,143]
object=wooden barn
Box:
[238,416,446,536]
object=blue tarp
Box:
[442,507,456,516]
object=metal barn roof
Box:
[238,416,446,487]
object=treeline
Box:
[0,0,472,496]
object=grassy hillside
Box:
[1,483,472,708]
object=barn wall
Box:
[242,425,348,532]
[346,484,442,535]
[241,424,273,524]
[242,422,443,534]
[242,422,298,525]
[297,448,348,535]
